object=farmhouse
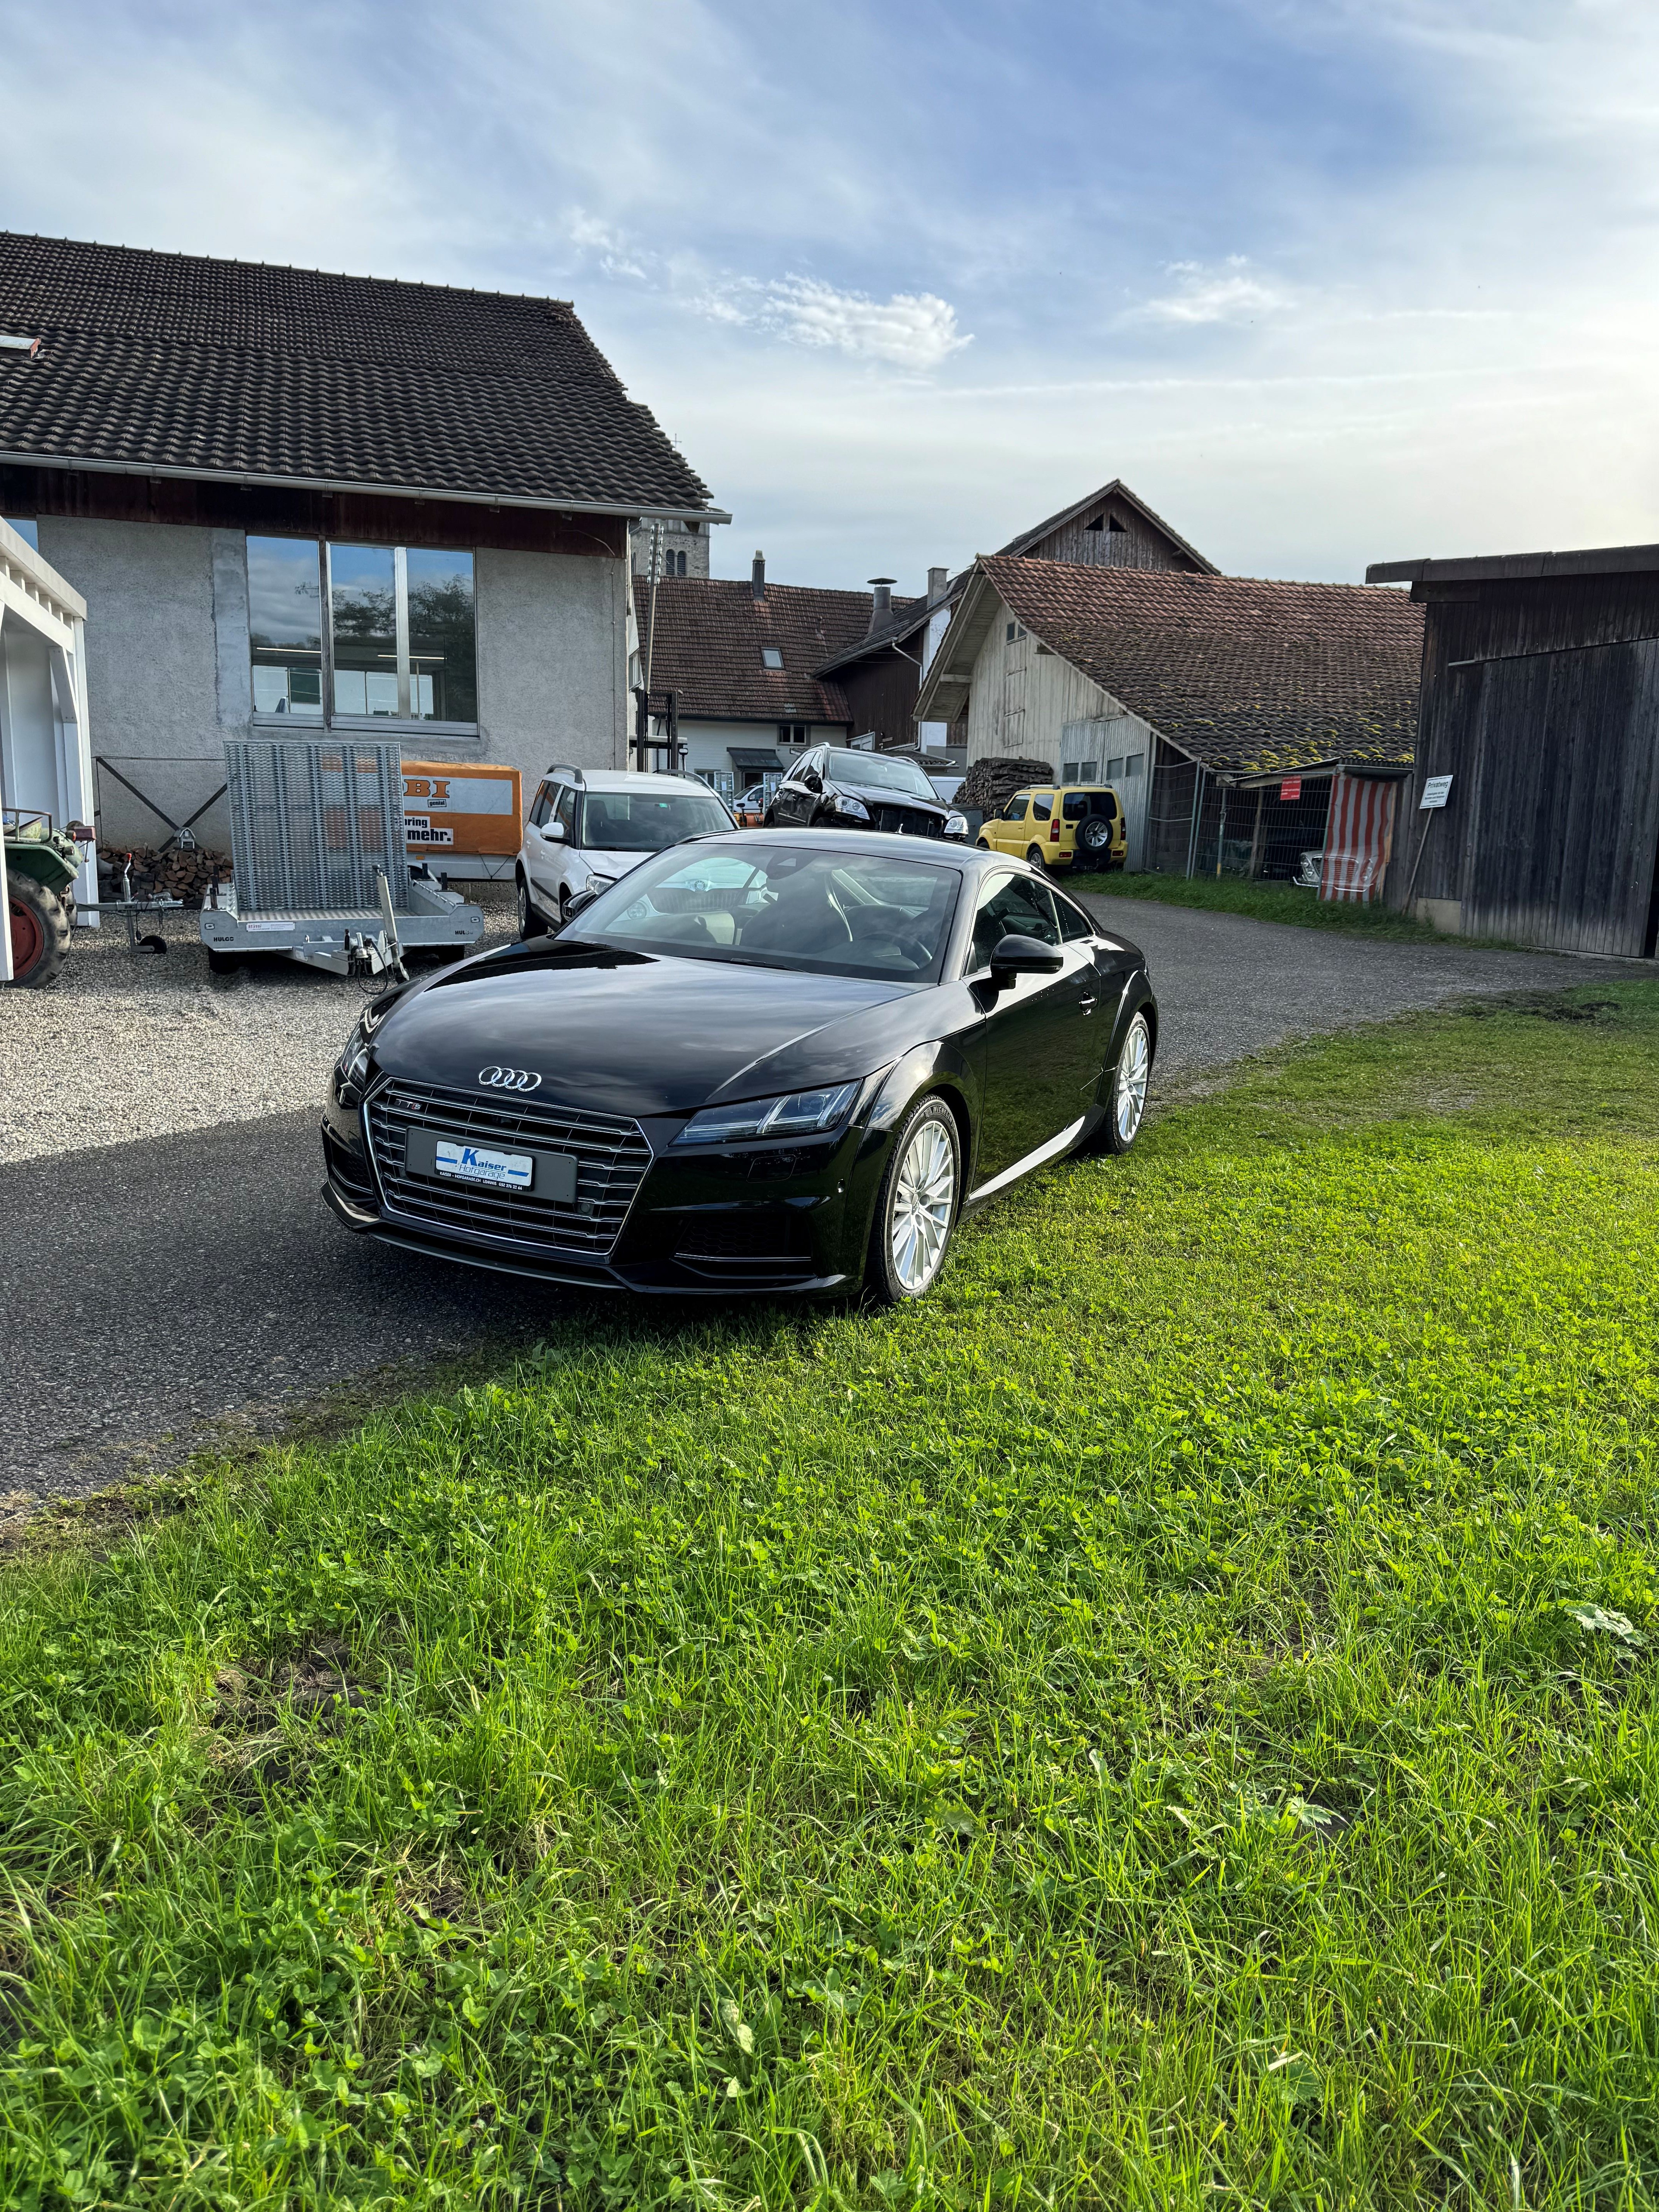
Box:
[635,553,900,802]
[1368,540,1659,954]
[915,556,1424,888]
[0,233,726,861]
[817,478,1216,759]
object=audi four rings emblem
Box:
[477,1065,542,1092]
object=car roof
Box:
[550,768,713,792]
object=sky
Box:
[3,0,1657,591]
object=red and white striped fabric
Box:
[1320,774,1397,904]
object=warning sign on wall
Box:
[402,761,523,860]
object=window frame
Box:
[247,534,481,739]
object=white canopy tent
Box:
[1,518,95,981]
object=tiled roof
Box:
[639,577,891,723]
[981,556,1424,773]
[0,232,718,514]
[816,589,934,673]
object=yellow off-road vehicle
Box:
[975,784,1127,874]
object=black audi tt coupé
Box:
[321,831,1156,1302]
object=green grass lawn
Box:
[1101,870,1465,942]
[4,987,1659,2209]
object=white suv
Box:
[517,767,736,935]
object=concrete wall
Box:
[36,517,234,847]
[471,546,627,787]
[34,518,629,850]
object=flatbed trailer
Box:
[201,737,485,975]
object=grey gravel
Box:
[0,891,517,1166]
[1,895,1649,1518]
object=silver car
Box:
[517,767,736,934]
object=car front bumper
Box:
[321,1076,886,1297]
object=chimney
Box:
[927,565,948,605]
[867,576,896,634]
[751,550,766,601]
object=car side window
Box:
[1030,792,1053,823]
[970,872,1061,970]
[1054,892,1094,944]
[528,781,554,828]
[554,785,579,840]
[1003,795,1029,823]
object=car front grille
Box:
[870,805,945,838]
[364,1079,653,1258]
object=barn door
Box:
[1462,639,1659,956]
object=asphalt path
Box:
[3,902,1647,1512]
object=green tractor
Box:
[4,809,88,988]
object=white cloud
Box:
[564,211,650,283]
[1132,258,1294,326]
[694,276,970,370]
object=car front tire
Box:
[1096,1010,1152,1154]
[866,1095,960,1304]
[516,874,546,939]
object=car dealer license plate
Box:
[435,1139,534,1189]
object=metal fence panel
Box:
[224,739,410,913]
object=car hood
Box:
[576,848,654,877]
[828,780,951,819]
[371,942,927,1117]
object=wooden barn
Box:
[1367,543,1659,956]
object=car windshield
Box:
[579,788,731,851]
[824,751,938,798]
[570,843,960,981]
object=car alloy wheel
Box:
[516,876,546,939]
[1079,817,1112,853]
[1104,1011,1151,1152]
[869,1096,959,1302]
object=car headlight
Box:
[944,811,969,840]
[335,988,401,1094]
[833,793,871,823]
[335,1021,373,1099]
[673,1080,862,1146]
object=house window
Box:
[1005,621,1026,643]
[248,538,477,726]
[778,722,809,745]
[668,549,688,577]
[761,646,783,669]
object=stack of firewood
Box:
[98,843,233,906]
[958,756,1056,820]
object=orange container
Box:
[402,760,523,859]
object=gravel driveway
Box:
[2,898,1648,1518]
[0,893,517,1167]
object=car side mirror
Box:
[802,769,822,793]
[990,933,1063,977]
[560,884,601,926]
[542,820,566,843]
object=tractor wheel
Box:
[7,874,70,988]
